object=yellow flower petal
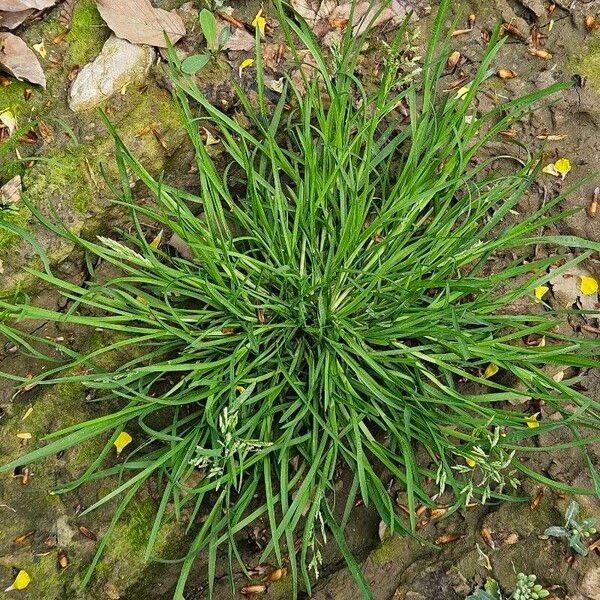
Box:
[542,163,559,177]
[252,9,266,36]
[114,431,132,455]
[238,58,255,77]
[235,385,246,393]
[466,457,476,468]
[579,275,598,296]
[33,41,46,58]
[554,158,571,178]
[5,570,31,591]
[534,285,549,303]
[149,230,163,249]
[483,363,499,379]
[525,413,540,428]
[455,85,470,100]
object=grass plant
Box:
[1,1,600,597]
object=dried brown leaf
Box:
[480,527,495,548]
[435,533,464,545]
[497,68,516,79]
[530,487,544,509]
[38,120,53,143]
[585,15,599,32]
[78,525,97,541]
[96,0,186,48]
[0,0,55,9]
[0,32,46,87]
[529,47,552,60]
[0,175,21,205]
[588,187,599,219]
[241,584,267,596]
[445,50,460,71]
[13,530,35,544]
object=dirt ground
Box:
[1,1,600,599]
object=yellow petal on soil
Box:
[466,458,477,468]
[21,406,33,421]
[534,285,549,303]
[252,9,266,36]
[579,275,599,295]
[114,431,132,455]
[542,163,559,177]
[235,385,246,393]
[554,158,571,179]
[16,432,32,439]
[455,85,470,100]
[548,18,554,32]
[149,230,163,249]
[5,570,31,591]
[0,109,17,135]
[483,363,499,379]
[525,413,540,428]
[33,41,47,58]
[238,58,255,77]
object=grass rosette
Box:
[1,1,600,597]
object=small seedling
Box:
[467,574,549,600]
[180,8,232,74]
[544,500,597,556]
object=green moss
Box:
[0,205,31,249]
[570,31,600,92]
[65,0,109,67]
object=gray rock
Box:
[69,36,155,112]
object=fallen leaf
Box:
[497,68,516,79]
[252,8,266,36]
[241,584,267,596]
[534,285,549,302]
[238,57,254,77]
[57,549,68,569]
[114,431,132,455]
[0,32,46,87]
[267,567,286,582]
[0,174,21,204]
[480,527,495,548]
[201,127,219,146]
[531,487,544,509]
[0,0,55,9]
[0,9,34,29]
[4,570,30,592]
[529,47,552,60]
[483,363,499,379]
[435,533,464,545]
[38,120,54,143]
[13,530,35,543]
[585,15,599,32]
[446,50,460,71]
[16,432,31,439]
[580,275,598,296]
[536,133,566,141]
[588,187,599,219]
[96,0,186,48]
[77,525,98,541]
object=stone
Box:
[69,35,155,112]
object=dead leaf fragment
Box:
[0,175,21,205]
[78,525,97,541]
[241,584,267,596]
[435,533,464,545]
[529,47,552,60]
[588,187,599,219]
[481,527,495,548]
[96,0,186,48]
[0,32,46,87]
[446,50,460,71]
[38,120,54,143]
[585,15,599,32]
[497,68,516,79]
[0,0,55,9]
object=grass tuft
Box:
[1,1,600,597]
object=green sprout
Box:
[467,574,549,600]
[180,8,232,75]
[545,500,597,556]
